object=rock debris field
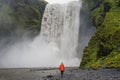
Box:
[0,68,120,80]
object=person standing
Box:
[59,62,65,77]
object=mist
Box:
[0,1,81,68]
[0,35,80,68]
[0,0,96,68]
[0,0,47,68]
[77,2,96,59]
[45,0,79,4]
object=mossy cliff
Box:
[80,0,120,69]
[0,0,47,38]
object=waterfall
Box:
[0,1,87,68]
[41,1,81,61]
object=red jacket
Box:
[59,63,65,71]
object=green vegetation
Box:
[80,0,120,69]
[0,0,47,38]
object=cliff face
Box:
[0,0,47,38]
[0,0,47,50]
[80,0,120,69]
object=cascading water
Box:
[0,1,92,68]
[41,1,81,62]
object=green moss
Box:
[80,0,120,69]
[91,4,104,27]
[0,0,47,38]
[104,51,120,68]
[13,0,47,32]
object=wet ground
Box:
[0,68,120,80]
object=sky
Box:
[45,0,79,4]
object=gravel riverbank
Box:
[0,68,120,80]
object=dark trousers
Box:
[61,71,64,77]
